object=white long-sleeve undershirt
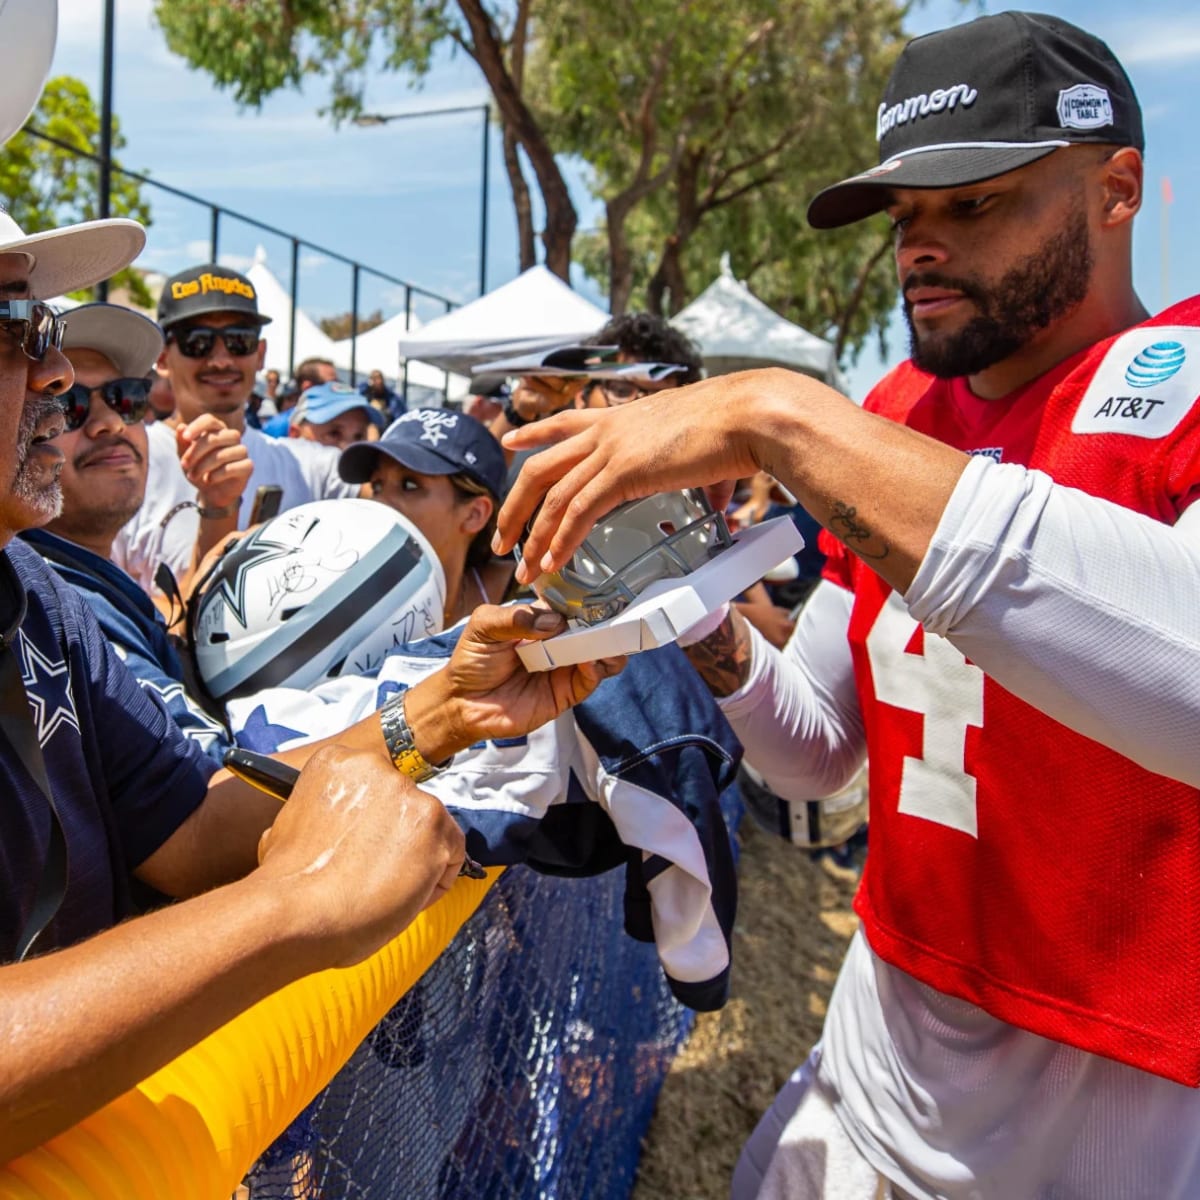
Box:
[907,454,1200,788]
[717,454,1200,799]
[716,580,865,803]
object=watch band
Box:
[196,498,240,520]
[502,397,533,428]
[379,691,444,782]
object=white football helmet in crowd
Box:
[0,0,57,145]
[530,489,733,625]
[191,499,446,701]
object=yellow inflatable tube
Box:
[0,869,499,1199]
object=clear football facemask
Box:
[526,489,734,625]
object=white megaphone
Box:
[0,0,58,146]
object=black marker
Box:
[222,747,487,880]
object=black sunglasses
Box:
[0,300,66,362]
[168,325,262,359]
[58,378,152,432]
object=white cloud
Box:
[1105,17,1200,66]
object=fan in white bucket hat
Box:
[0,0,147,294]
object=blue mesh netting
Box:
[243,782,741,1200]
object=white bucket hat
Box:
[0,209,146,299]
[61,303,164,377]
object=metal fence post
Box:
[479,105,490,297]
[289,239,300,379]
[402,286,413,408]
[97,0,116,300]
[349,263,361,386]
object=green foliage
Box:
[152,0,462,121]
[0,76,153,304]
[527,0,910,359]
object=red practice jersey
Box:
[823,297,1200,1084]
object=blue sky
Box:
[50,0,1200,398]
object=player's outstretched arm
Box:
[0,746,463,1165]
[494,368,970,597]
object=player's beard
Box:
[12,393,65,522]
[905,206,1094,380]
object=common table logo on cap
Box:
[807,12,1144,229]
[157,263,272,329]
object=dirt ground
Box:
[633,817,862,1200]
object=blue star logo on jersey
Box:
[207,526,311,629]
[237,704,307,753]
[17,631,80,746]
[1125,341,1186,389]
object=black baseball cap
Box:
[156,263,272,329]
[807,12,1144,229]
[339,408,507,500]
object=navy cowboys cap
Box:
[807,11,1144,229]
[339,408,507,500]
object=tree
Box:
[151,0,919,362]
[0,77,154,305]
[528,0,909,359]
[151,0,577,280]
[318,308,385,340]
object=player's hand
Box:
[404,602,625,761]
[177,414,253,512]
[254,745,466,968]
[493,374,772,585]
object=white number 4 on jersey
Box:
[865,593,984,838]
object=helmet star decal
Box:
[204,518,320,630]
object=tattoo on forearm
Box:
[684,608,754,698]
[828,500,890,562]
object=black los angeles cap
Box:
[807,11,1144,229]
[156,263,272,329]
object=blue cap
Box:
[339,408,506,500]
[291,381,385,430]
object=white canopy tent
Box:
[393,265,609,376]
[672,257,846,392]
[246,247,341,377]
[331,312,469,401]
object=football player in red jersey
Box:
[496,12,1200,1200]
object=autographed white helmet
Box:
[192,499,446,701]
[0,0,57,145]
[529,489,733,625]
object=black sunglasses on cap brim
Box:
[0,300,65,362]
[167,325,263,359]
[57,378,152,432]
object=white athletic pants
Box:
[731,1050,900,1200]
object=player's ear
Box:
[1099,146,1142,228]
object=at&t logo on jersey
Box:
[1072,329,1200,439]
[1124,341,1186,388]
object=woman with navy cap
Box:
[339,408,515,627]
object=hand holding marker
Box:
[223,747,487,879]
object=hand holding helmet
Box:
[403,603,627,765]
[493,378,772,584]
